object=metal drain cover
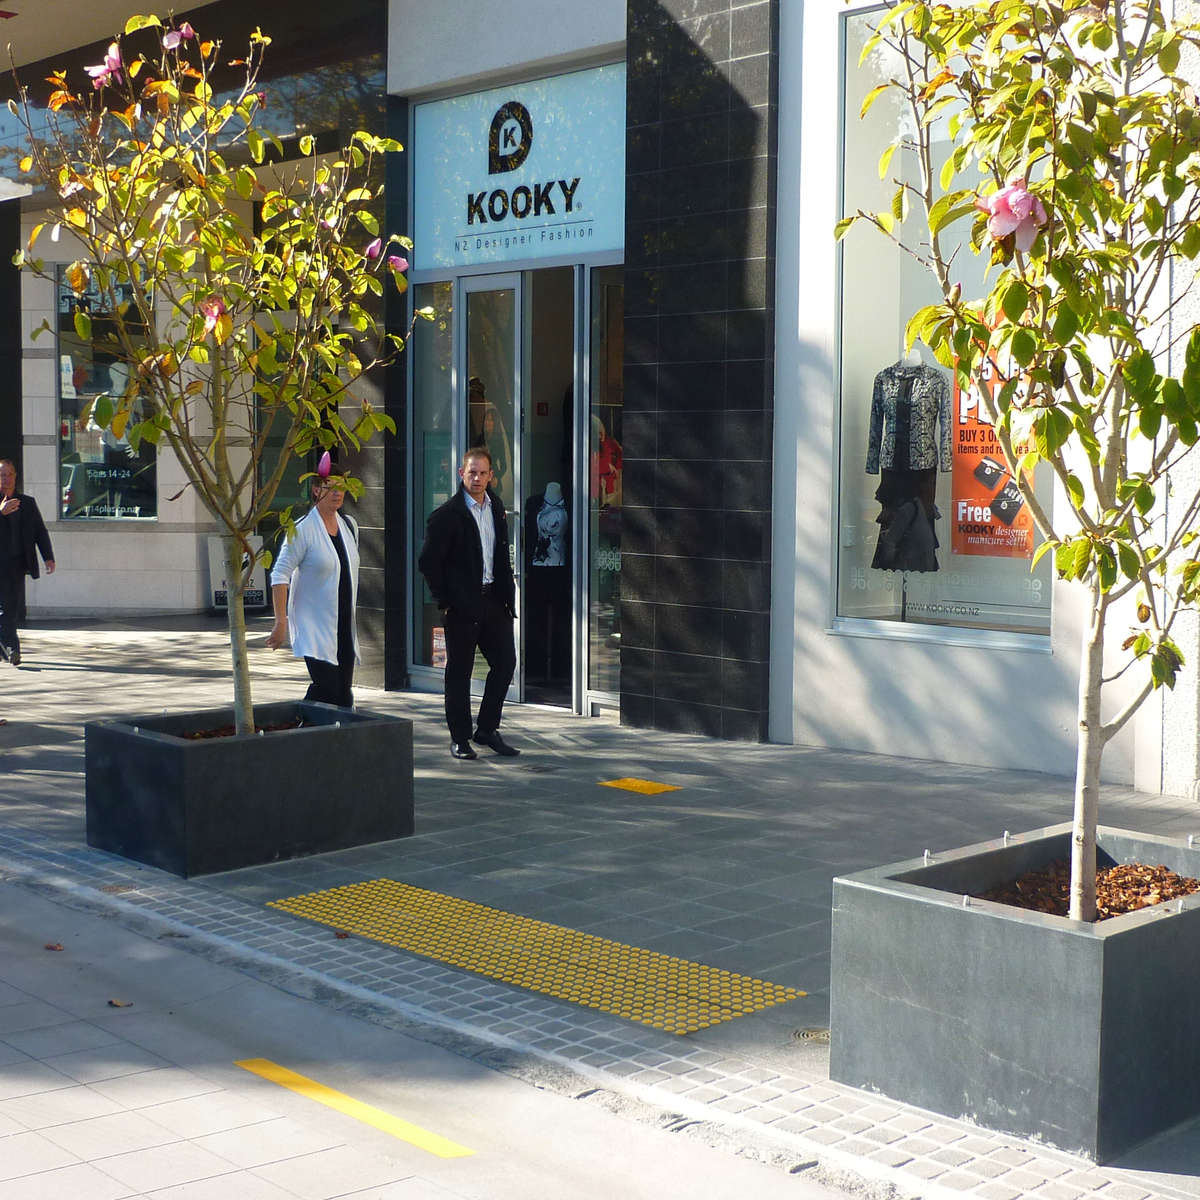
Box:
[793,1026,830,1043]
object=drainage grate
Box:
[270,878,804,1036]
[793,1027,831,1044]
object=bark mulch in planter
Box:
[182,718,304,740]
[976,859,1200,921]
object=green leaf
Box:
[861,83,890,120]
[1031,539,1056,570]
[1072,537,1092,579]
[1011,328,1036,367]
[1118,543,1141,580]
[1051,304,1078,344]
[1001,280,1028,324]
[124,13,162,33]
[878,140,899,182]
[299,134,314,156]
[1096,547,1117,592]
[834,216,855,241]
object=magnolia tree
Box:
[839,0,1200,920]
[11,14,427,734]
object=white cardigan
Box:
[270,508,360,665]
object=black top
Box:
[330,529,354,666]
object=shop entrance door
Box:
[461,269,577,709]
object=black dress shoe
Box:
[450,741,477,760]
[473,728,520,756]
[9,648,19,666]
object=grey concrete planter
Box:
[86,700,414,878]
[830,823,1200,1162]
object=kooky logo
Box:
[489,101,532,174]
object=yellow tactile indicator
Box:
[268,879,803,1035]
[599,777,681,794]
[235,1057,473,1158]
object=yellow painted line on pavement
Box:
[268,879,804,1035]
[599,777,681,794]
[234,1057,474,1158]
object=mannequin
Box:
[866,356,951,575]
[525,482,570,685]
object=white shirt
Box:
[467,492,495,584]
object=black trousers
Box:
[0,558,24,656]
[443,590,515,743]
[304,655,355,708]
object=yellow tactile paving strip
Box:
[268,879,803,1035]
[599,777,681,794]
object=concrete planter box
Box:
[830,823,1200,1162]
[86,701,414,878]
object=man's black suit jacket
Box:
[418,487,515,622]
[5,492,54,578]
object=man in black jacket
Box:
[0,459,55,666]
[418,448,519,760]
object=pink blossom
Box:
[976,181,1047,252]
[364,237,382,259]
[162,22,195,51]
[85,43,123,90]
[199,295,226,337]
[386,255,408,273]
[317,450,332,479]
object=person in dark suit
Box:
[0,459,55,666]
[418,447,519,760]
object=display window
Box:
[836,7,1051,636]
[56,268,156,520]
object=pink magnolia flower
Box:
[317,450,332,479]
[162,22,195,51]
[364,237,382,259]
[85,43,123,90]
[386,254,408,273]
[976,181,1047,252]
[199,295,226,337]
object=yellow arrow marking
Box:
[235,1058,474,1158]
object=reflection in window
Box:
[836,8,1050,635]
[589,266,623,694]
[57,269,156,520]
[412,281,455,669]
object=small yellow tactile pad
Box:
[268,879,803,1035]
[599,778,681,794]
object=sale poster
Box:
[951,363,1035,559]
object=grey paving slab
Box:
[3,617,1200,1199]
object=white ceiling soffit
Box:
[0,1,221,70]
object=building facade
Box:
[6,0,1200,796]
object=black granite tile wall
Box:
[622,0,776,743]
[382,94,411,691]
[0,204,20,480]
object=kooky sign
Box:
[951,357,1035,559]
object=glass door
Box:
[462,274,522,694]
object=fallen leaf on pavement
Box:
[335,930,351,939]
[44,943,64,951]
[107,999,133,1008]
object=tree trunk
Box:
[224,534,255,736]
[1069,582,1106,922]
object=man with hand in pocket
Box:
[418,447,519,761]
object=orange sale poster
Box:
[951,363,1035,559]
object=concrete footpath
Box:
[3,615,1200,1199]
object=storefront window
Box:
[589,266,623,693]
[57,268,156,520]
[412,280,454,669]
[837,8,1051,635]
